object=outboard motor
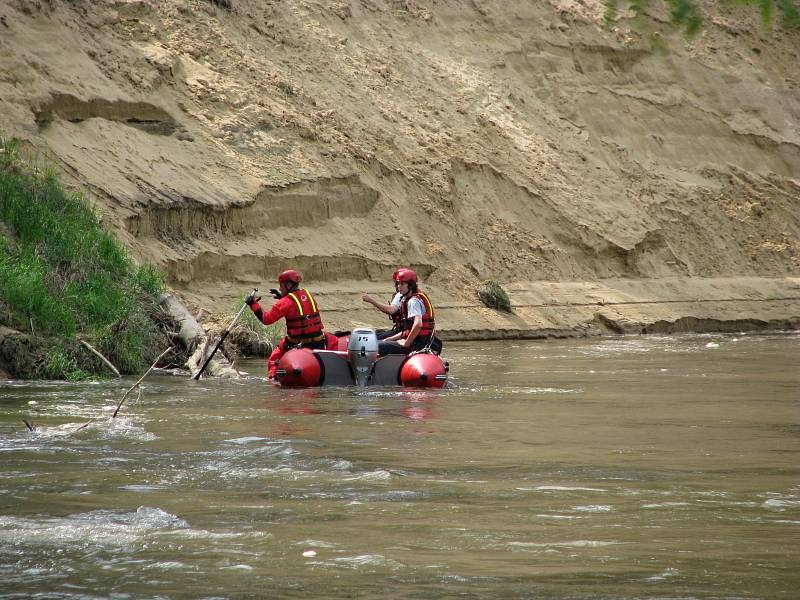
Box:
[347,328,379,386]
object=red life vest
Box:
[390,292,403,332]
[401,290,435,338]
[284,288,325,344]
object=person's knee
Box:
[269,346,284,364]
[325,332,339,350]
[379,341,411,356]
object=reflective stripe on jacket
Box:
[401,290,435,338]
[285,288,325,343]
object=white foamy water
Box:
[762,498,800,510]
[642,502,692,509]
[571,505,614,512]
[160,529,268,542]
[646,567,680,581]
[6,416,157,443]
[519,486,607,492]
[343,469,392,482]
[506,387,584,395]
[508,540,623,548]
[224,436,271,445]
[0,507,187,547]
[330,554,405,569]
[144,561,187,570]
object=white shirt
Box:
[390,292,403,307]
[405,296,424,319]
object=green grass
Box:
[0,136,167,378]
[43,347,92,382]
[478,280,512,313]
[604,0,800,36]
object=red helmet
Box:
[278,269,302,285]
[392,268,404,282]
[395,268,417,284]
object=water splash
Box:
[0,507,187,548]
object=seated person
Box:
[377,268,442,356]
[362,268,405,340]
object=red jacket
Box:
[251,288,325,343]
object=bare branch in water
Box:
[79,340,121,378]
[113,346,173,418]
[76,346,172,431]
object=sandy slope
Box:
[0,0,798,337]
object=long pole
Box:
[193,289,256,381]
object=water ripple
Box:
[0,507,187,548]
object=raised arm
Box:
[362,293,400,315]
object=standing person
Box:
[362,268,405,340]
[245,269,329,379]
[377,268,443,356]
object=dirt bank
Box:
[1,0,798,338]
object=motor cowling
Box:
[347,328,379,386]
[399,353,447,388]
[275,349,322,387]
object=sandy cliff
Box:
[1,0,798,338]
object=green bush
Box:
[0,136,167,378]
[604,0,800,37]
[134,263,166,297]
[478,280,512,313]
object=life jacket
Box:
[401,290,435,338]
[390,292,404,332]
[284,288,325,345]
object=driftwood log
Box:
[158,293,239,378]
[159,293,205,350]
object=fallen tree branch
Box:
[75,346,173,431]
[80,340,121,378]
[159,293,240,379]
[113,346,173,418]
[159,294,205,351]
[187,334,238,378]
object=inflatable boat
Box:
[274,328,448,388]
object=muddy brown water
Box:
[1,333,798,599]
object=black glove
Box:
[245,290,261,306]
[269,288,282,300]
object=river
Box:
[1,333,798,599]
